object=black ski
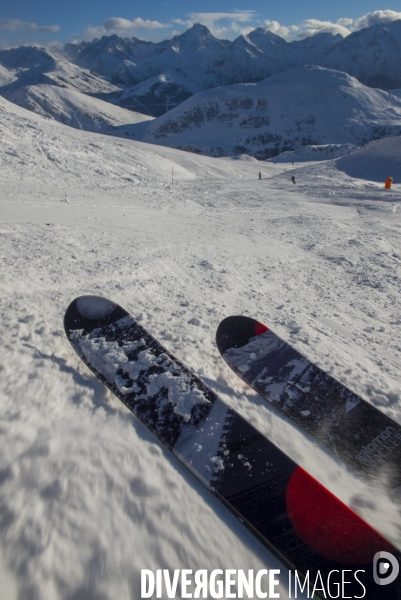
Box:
[64,296,401,598]
[216,315,401,492]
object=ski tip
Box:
[216,316,268,354]
[64,295,128,336]
[254,321,269,336]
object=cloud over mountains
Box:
[80,9,401,42]
[293,10,401,38]
[0,18,60,33]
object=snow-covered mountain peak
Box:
[181,23,217,41]
[322,19,401,89]
[0,45,121,97]
[0,45,56,72]
[354,18,401,43]
[78,35,137,61]
[167,24,229,56]
[246,27,287,51]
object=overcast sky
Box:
[1,1,401,48]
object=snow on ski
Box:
[64,296,401,599]
[216,315,401,492]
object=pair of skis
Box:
[64,296,401,599]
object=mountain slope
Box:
[281,32,343,67]
[3,84,153,137]
[118,69,200,116]
[0,91,53,122]
[136,66,401,158]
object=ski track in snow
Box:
[1,106,401,599]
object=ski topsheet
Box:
[64,297,401,599]
[216,315,401,492]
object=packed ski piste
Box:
[1,67,401,599]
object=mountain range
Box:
[65,20,401,115]
[0,20,401,159]
[1,20,401,119]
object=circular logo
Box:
[373,551,399,585]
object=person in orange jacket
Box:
[385,176,393,189]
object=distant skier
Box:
[385,176,393,189]
[259,171,261,180]
[291,175,296,184]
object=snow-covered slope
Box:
[1,97,401,600]
[282,32,343,67]
[269,143,359,163]
[336,135,401,182]
[0,95,277,181]
[136,66,401,158]
[3,84,152,136]
[0,92,52,122]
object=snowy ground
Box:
[1,102,401,599]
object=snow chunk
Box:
[188,317,201,326]
[75,327,211,422]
